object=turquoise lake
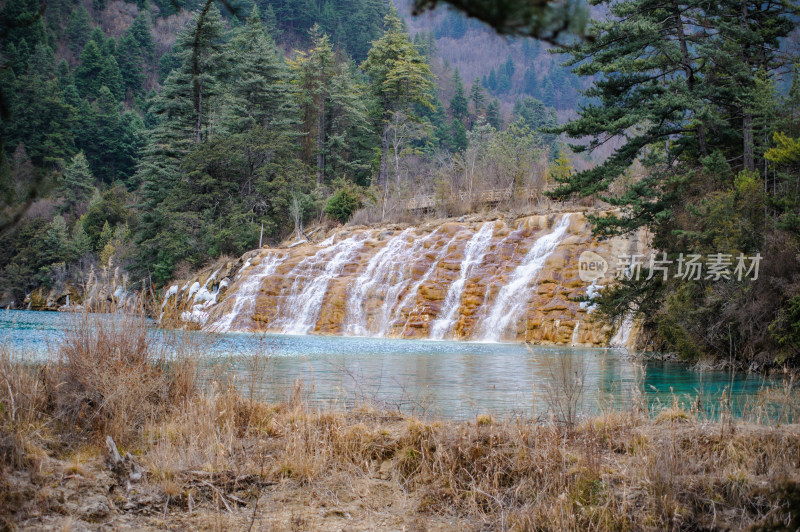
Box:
[0,310,782,420]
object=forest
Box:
[1,0,800,366]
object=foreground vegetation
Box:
[1,313,799,531]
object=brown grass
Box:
[1,315,799,530]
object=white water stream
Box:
[478,214,572,342]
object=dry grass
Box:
[1,316,799,530]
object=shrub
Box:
[324,185,361,225]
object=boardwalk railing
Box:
[404,184,559,211]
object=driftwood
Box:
[105,435,144,489]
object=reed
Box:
[1,320,799,530]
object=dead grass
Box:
[1,317,799,530]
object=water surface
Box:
[1,310,780,419]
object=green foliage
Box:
[486,99,501,130]
[324,182,361,224]
[61,152,95,213]
[449,69,468,121]
[451,119,467,152]
[65,6,93,55]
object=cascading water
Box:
[169,211,645,347]
[392,231,461,336]
[478,214,572,342]
[429,222,494,339]
[274,234,366,335]
[205,253,285,332]
[344,229,414,336]
[609,314,635,349]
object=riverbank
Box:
[2,314,800,530]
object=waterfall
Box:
[429,222,494,339]
[205,253,284,332]
[478,214,572,342]
[392,231,461,336]
[167,211,643,347]
[274,234,366,335]
[344,229,414,336]
[609,314,635,350]
[571,320,580,346]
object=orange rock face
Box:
[165,212,647,347]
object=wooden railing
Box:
[404,183,560,211]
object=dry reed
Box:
[1,315,799,531]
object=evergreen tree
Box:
[76,86,143,184]
[486,68,497,91]
[71,220,92,260]
[362,6,434,187]
[449,69,469,121]
[523,68,538,96]
[551,0,796,235]
[7,75,75,165]
[56,59,71,89]
[486,98,501,130]
[66,6,93,55]
[89,27,106,48]
[451,118,468,152]
[469,79,488,116]
[74,40,105,99]
[497,70,511,94]
[43,215,70,265]
[512,97,557,154]
[28,44,55,79]
[116,32,145,95]
[290,24,336,183]
[61,151,95,212]
[230,6,295,130]
[127,13,155,62]
[101,55,124,100]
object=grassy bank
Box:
[1,314,799,531]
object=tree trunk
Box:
[671,0,707,156]
[316,103,325,185]
[195,80,203,144]
[379,121,390,188]
[741,0,755,172]
[743,112,755,172]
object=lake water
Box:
[0,310,782,420]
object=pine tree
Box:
[8,75,75,165]
[74,40,105,99]
[62,151,95,212]
[362,6,434,187]
[43,215,70,265]
[486,98,501,130]
[71,220,92,260]
[451,118,468,152]
[289,24,336,183]
[127,13,155,62]
[486,68,497,91]
[449,69,469,121]
[89,27,106,48]
[56,59,71,89]
[101,55,124,100]
[523,68,538,96]
[28,44,55,79]
[469,79,488,116]
[497,70,511,94]
[66,6,93,55]
[116,32,145,95]
[230,6,295,131]
[551,0,796,236]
